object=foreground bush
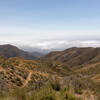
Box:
[29,85,56,100]
[50,80,61,91]
[10,88,28,100]
[0,83,85,100]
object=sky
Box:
[0,0,100,51]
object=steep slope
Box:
[41,47,100,67]
[0,47,100,99]
[0,56,99,100]
[41,47,100,84]
[0,56,69,90]
[0,44,37,59]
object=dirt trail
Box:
[22,71,32,87]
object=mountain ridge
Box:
[0,46,100,99]
[0,44,43,59]
[41,47,100,67]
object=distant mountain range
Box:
[0,44,44,59]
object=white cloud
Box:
[0,38,100,51]
[0,26,100,51]
[18,40,100,51]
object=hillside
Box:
[41,47,100,67]
[41,47,100,88]
[41,47,100,83]
[0,47,100,100]
[0,44,40,59]
[0,56,73,90]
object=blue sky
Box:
[0,0,100,50]
[0,0,100,30]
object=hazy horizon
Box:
[0,0,100,51]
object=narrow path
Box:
[22,71,32,87]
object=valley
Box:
[0,45,100,100]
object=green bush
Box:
[74,88,83,95]
[41,94,55,100]
[29,84,56,100]
[50,80,61,91]
[11,88,27,100]
[66,92,83,100]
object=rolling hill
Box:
[0,47,100,100]
[41,47,100,90]
[0,44,43,59]
[41,47,100,67]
